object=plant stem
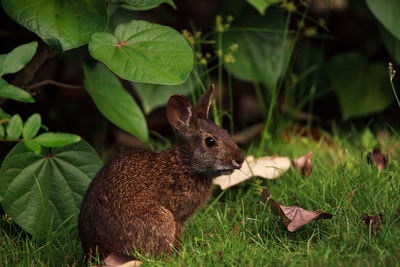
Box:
[28,80,84,90]
[217,31,223,126]
[390,78,400,108]
[228,70,234,134]
[0,138,21,142]
[253,82,267,118]
[259,3,312,152]
[307,84,316,128]
[0,41,56,106]
[188,74,196,105]
[259,12,293,152]
[259,91,278,151]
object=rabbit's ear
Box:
[166,95,194,130]
[195,84,214,119]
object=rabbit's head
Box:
[166,85,244,177]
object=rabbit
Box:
[78,86,244,264]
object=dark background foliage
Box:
[0,0,398,162]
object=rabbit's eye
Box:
[205,137,216,147]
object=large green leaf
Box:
[0,78,35,103]
[221,12,289,90]
[89,20,193,85]
[84,63,148,142]
[329,53,394,120]
[246,0,281,15]
[112,0,176,10]
[133,75,193,114]
[0,42,37,76]
[380,25,400,65]
[0,140,102,236]
[366,0,400,40]
[1,0,108,53]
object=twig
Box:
[232,123,265,144]
[0,138,22,142]
[12,41,56,89]
[28,79,84,90]
[0,41,56,106]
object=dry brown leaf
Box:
[213,155,291,190]
[367,148,388,170]
[262,189,333,232]
[362,213,383,235]
[292,152,312,177]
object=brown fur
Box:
[79,86,244,258]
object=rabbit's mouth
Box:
[217,168,235,175]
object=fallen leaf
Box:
[213,155,291,190]
[367,148,388,170]
[292,152,312,177]
[362,213,383,235]
[262,189,333,232]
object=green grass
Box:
[1,130,399,266]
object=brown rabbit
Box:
[78,86,244,263]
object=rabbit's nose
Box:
[232,153,244,169]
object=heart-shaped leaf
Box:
[0,140,102,235]
[89,20,193,85]
[220,12,289,90]
[380,25,400,65]
[6,114,23,140]
[33,132,81,147]
[329,53,394,119]
[366,0,400,40]
[23,113,41,140]
[1,0,108,53]
[262,189,333,232]
[0,42,37,76]
[246,0,282,15]
[84,63,148,142]
[0,78,35,103]
[114,0,176,10]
